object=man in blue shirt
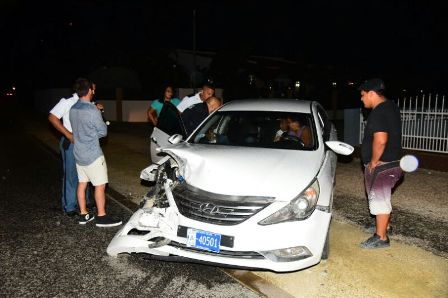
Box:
[69,78,121,227]
[48,81,94,216]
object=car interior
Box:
[192,111,316,150]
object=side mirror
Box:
[168,134,183,144]
[325,141,354,156]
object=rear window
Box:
[189,111,316,150]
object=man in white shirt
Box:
[177,83,215,113]
[48,79,94,216]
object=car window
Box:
[190,111,316,150]
[157,102,187,138]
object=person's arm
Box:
[274,130,283,142]
[147,107,158,126]
[95,103,104,111]
[176,96,191,113]
[369,132,388,172]
[48,113,73,142]
[92,109,107,138]
[301,127,312,147]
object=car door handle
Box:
[151,137,158,144]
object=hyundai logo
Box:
[199,203,221,215]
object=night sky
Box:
[1,0,447,97]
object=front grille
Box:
[168,241,264,259]
[171,184,273,225]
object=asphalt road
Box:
[0,119,259,297]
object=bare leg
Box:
[375,214,390,240]
[77,182,88,215]
[95,184,106,216]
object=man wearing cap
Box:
[358,78,403,249]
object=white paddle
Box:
[400,155,419,172]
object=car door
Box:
[150,102,187,162]
[315,104,337,209]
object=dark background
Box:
[1,0,447,108]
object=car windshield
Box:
[189,111,316,150]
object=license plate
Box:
[186,228,221,253]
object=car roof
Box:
[218,98,314,113]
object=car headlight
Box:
[258,179,320,225]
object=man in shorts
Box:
[359,78,402,249]
[48,81,94,216]
[69,78,121,227]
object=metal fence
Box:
[360,94,448,153]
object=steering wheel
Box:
[279,134,305,148]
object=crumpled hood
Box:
[163,144,323,201]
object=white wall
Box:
[101,100,150,122]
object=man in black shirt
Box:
[359,78,403,249]
[182,96,222,135]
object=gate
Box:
[359,94,448,153]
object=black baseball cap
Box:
[357,78,386,92]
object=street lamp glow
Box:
[295,81,301,88]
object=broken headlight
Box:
[141,157,183,209]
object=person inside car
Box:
[285,116,312,147]
[274,117,290,142]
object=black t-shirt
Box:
[361,100,402,163]
[181,102,209,135]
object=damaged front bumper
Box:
[108,155,330,272]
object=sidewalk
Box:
[25,115,448,297]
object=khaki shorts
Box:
[76,155,108,186]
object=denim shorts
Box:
[364,161,403,215]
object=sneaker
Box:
[95,215,122,227]
[364,223,393,235]
[78,212,95,225]
[360,234,390,249]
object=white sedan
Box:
[107,99,353,272]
